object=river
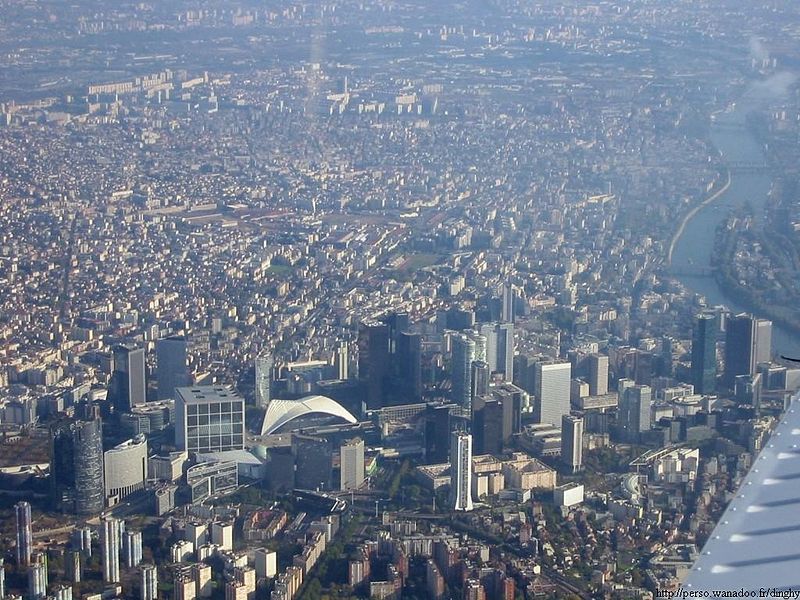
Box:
[670,101,800,358]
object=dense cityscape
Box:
[1,0,800,599]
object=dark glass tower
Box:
[473,398,503,456]
[691,314,717,394]
[397,331,423,403]
[110,344,146,412]
[724,314,771,388]
[424,404,451,463]
[292,435,332,491]
[156,336,190,401]
[50,416,105,515]
[470,361,489,402]
[358,322,390,410]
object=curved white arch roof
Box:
[260,395,358,435]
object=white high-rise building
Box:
[255,355,273,408]
[101,517,121,583]
[534,361,571,431]
[141,565,158,600]
[449,431,474,512]
[28,558,47,600]
[211,521,234,551]
[254,549,278,579]
[334,343,349,380]
[561,415,584,473]
[588,354,609,396]
[104,435,148,503]
[340,438,365,491]
[123,530,143,568]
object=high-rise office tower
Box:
[470,361,490,404]
[175,387,245,454]
[156,336,190,401]
[292,435,332,491]
[619,385,652,443]
[660,336,675,377]
[587,354,609,396]
[110,344,146,412]
[735,373,763,413]
[754,318,772,365]
[339,438,365,491]
[444,307,476,332]
[101,517,121,583]
[122,530,143,568]
[0,559,6,600]
[724,314,772,387]
[0,559,5,600]
[501,283,515,323]
[490,383,523,444]
[358,322,390,410]
[469,330,487,363]
[74,418,105,515]
[561,415,584,473]
[255,354,273,409]
[691,314,717,394]
[534,361,571,431]
[451,333,477,414]
[15,501,32,566]
[397,332,423,403]
[512,354,535,394]
[472,398,503,456]
[480,322,514,380]
[382,312,410,353]
[425,404,452,464]
[28,554,47,600]
[633,350,654,386]
[449,431,473,511]
[334,342,349,380]
[50,416,105,515]
[141,565,158,600]
[104,436,148,504]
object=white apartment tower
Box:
[450,431,474,511]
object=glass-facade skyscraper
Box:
[175,386,245,453]
[255,354,273,408]
[50,416,105,516]
[724,313,772,388]
[480,322,514,380]
[691,313,717,394]
[15,501,32,566]
[111,344,146,412]
[534,361,571,431]
[156,336,190,401]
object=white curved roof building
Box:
[260,395,358,435]
[104,434,148,502]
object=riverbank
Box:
[712,223,800,342]
[667,170,732,267]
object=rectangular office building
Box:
[176,387,245,454]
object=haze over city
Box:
[1,1,800,599]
